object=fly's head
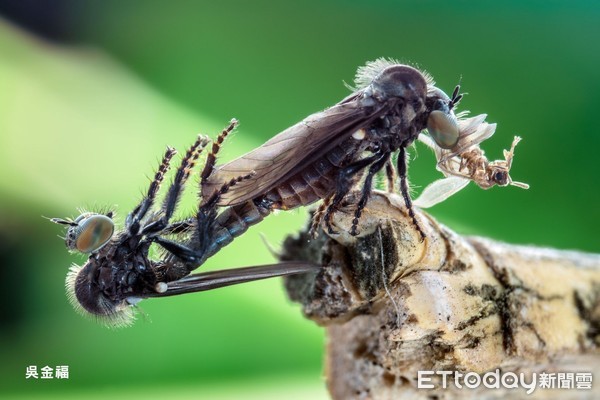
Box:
[425,85,462,150]
[52,212,115,254]
[488,166,510,187]
[51,211,159,328]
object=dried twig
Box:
[282,192,600,399]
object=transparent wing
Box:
[446,115,496,158]
[414,176,470,208]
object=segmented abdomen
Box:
[261,139,363,210]
[205,201,270,258]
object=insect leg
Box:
[323,153,383,234]
[162,136,209,220]
[156,172,257,272]
[351,153,390,236]
[201,119,238,183]
[397,146,426,240]
[156,202,267,281]
[127,147,177,234]
[143,136,210,236]
[309,195,332,238]
[385,158,396,193]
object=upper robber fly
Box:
[201,58,464,239]
[51,124,319,328]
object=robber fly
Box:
[414,114,529,208]
[201,58,465,239]
[51,123,319,328]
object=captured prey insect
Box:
[51,124,319,327]
[414,114,529,208]
[201,58,466,239]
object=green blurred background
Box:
[0,1,598,398]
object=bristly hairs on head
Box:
[349,58,435,91]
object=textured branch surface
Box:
[281,192,600,399]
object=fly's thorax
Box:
[370,65,428,102]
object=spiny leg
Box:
[385,158,396,193]
[324,152,382,235]
[160,120,239,237]
[163,135,209,218]
[143,135,210,236]
[397,146,425,240]
[157,120,252,268]
[351,153,390,236]
[128,147,177,234]
[201,119,238,183]
[155,172,255,270]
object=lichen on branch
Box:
[281,192,600,399]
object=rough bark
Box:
[281,191,600,399]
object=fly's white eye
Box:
[66,214,114,253]
[427,110,459,149]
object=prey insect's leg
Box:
[127,147,177,234]
[397,146,425,240]
[385,159,396,193]
[143,136,209,236]
[201,119,238,184]
[351,153,390,236]
[324,153,383,234]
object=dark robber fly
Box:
[201,59,464,238]
[51,122,319,328]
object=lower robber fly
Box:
[201,58,468,239]
[51,125,319,328]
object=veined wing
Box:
[414,176,470,208]
[202,93,390,206]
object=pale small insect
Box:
[415,114,529,208]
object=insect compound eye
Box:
[494,170,509,186]
[427,110,459,149]
[66,214,114,253]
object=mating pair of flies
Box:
[51,59,528,327]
